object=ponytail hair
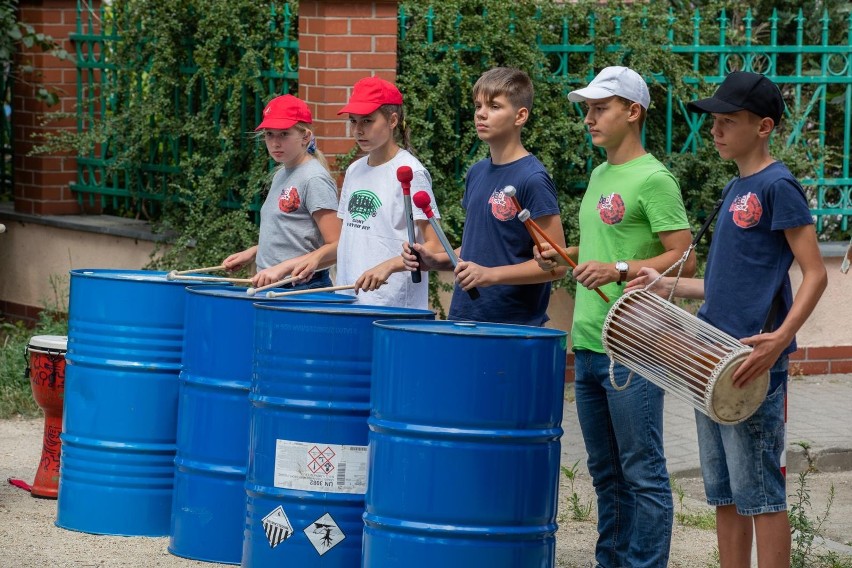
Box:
[292,122,331,173]
[378,104,415,156]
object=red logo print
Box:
[278,186,301,213]
[597,193,625,225]
[488,189,518,221]
[729,192,763,228]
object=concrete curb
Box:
[787,447,852,475]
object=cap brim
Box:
[337,102,382,116]
[567,86,616,103]
[255,118,299,131]
[686,96,745,116]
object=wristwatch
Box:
[615,261,629,284]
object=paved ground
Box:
[561,372,852,561]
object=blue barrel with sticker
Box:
[242,304,435,567]
[363,320,567,568]
[170,287,354,565]
[57,269,216,536]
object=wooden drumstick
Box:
[519,209,610,303]
[246,276,296,296]
[266,284,355,298]
[169,274,253,284]
[502,186,555,276]
[167,265,226,279]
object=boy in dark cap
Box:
[627,71,827,567]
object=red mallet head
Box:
[413,191,435,218]
[397,166,413,195]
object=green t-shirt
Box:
[572,153,690,352]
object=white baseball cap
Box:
[568,66,650,110]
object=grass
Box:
[671,476,717,531]
[561,460,593,522]
[0,275,69,418]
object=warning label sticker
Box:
[304,512,346,556]
[273,440,368,494]
[261,506,293,549]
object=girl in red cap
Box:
[222,94,341,290]
[335,77,442,308]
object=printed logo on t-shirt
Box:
[597,193,625,225]
[346,190,382,231]
[729,192,763,228]
[488,188,518,221]
[278,186,301,213]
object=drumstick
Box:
[502,186,555,276]
[167,265,226,279]
[168,274,253,284]
[397,166,422,284]
[265,284,355,298]
[412,191,480,300]
[519,209,610,303]
[246,276,296,296]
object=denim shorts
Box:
[695,356,788,516]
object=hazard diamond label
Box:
[262,506,293,549]
[303,513,345,556]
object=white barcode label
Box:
[273,440,368,494]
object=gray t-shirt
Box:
[256,158,339,270]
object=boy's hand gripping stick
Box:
[518,209,609,303]
[412,191,480,300]
[397,166,422,283]
[502,185,556,276]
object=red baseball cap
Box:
[337,77,403,115]
[255,95,312,130]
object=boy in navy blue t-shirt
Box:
[403,67,568,325]
[628,71,827,568]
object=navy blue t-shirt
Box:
[448,154,561,326]
[698,161,813,359]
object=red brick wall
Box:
[298,0,399,173]
[12,0,91,215]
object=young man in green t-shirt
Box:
[537,66,695,568]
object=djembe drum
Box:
[602,290,769,425]
[26,335,68,498]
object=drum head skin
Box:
[706,351,770,425]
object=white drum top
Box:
[28,335,68,351]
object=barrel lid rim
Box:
[372,319,568,338]
[27,335,68,350]
[186,286,355,303]
[69,268,217,285]
[253,302,435,317]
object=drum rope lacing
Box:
[606,244,696,392]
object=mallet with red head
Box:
[397,166,422,283]
[412,191,480,300]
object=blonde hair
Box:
[259,122,330,175]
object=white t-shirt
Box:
[336,149,439,309]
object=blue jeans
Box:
[574,350,673,568]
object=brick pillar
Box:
[298,0,400,174]
[12,0,87,215]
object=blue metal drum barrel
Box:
[170,287,354,564]
[57,269,213,536]
[363,321,567,568]
[242,304,435,567]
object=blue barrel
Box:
[243,304,435,567]
[170,287,354,564]
[363,321,567,568]
[57,269,217,536]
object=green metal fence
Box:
[70,1,298,217]
[400,5,852,234]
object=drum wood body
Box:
[602,290,769,425]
